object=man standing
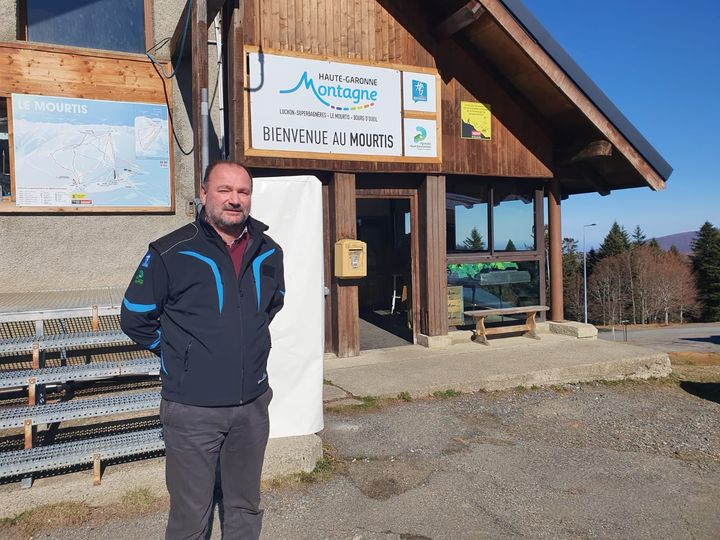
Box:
[121,161,285,539]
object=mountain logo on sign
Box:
[279,72,378,111]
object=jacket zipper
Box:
[237,236,259,405]
[184,341,191,371]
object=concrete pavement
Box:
[324,330,670,403]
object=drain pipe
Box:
[213,13,226,159]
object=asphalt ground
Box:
[598,322,720,353]
[10,375,719,540]
[2,324,718,539]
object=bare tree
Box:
[588,256,627,326]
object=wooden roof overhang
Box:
[425,0,672,197]
[173,0,671,197]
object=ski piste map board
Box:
[9,93,173,212]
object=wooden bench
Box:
[463,305,549,345]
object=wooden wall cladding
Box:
[0,42,169,103]
[236,0,553,178]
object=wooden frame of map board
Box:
[0,42,175,214]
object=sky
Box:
[522,0,720,249]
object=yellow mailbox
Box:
[334,239,367,278]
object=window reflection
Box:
[493,185,535,251]
[447,261,540,326]
[26,0,147,54]
[446,192,489,252]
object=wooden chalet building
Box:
[0,0,671,358]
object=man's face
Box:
[200,164,252,232]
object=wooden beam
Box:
[191,0,209,195]
[547,179,563,321]
[580,163,611,196]
[329,173,359,357]
[479,0,666,191]
[434,1,486,38]
[419,175,448,336]
[561,140,613,164]
[224,0,244,161]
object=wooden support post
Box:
[27,376,37,406]
[419,175,448,336]
[93,454,102,486]
[23,419,34,450]
[192,0,209,194]
[224,0,245,161]
[31,342,39,369]
[535,188,547,320]
[91,305,99,332]
[548,179,564,321]
[329,173,359,357]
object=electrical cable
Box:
[150,60,193,156]
[145,0,192,79]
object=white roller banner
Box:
[248,52,402,156]
[252,175,325,438]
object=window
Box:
[447,260,541,326]
[492,183,535,251]
[447,179,539,255]
[447,183,489,253]
[446,178,545,328]
[23,0,148,54]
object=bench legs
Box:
[472,311,542,345]
[472,316,490,346]
[523,311,541,340]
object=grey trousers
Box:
[160,388,272,540]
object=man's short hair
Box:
[202,160,254,190]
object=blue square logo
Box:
[412,80,428,103]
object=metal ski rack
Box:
[0,428,164,486]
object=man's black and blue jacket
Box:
[120,212,285,407]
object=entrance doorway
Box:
[356,197,416,349]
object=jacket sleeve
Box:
[267,247,285,322]
[120,247,168,356]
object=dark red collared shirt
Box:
[226,227,250,277]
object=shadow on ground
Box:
[681,335,720,345]
[680,381,720,404]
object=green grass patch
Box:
[267,447,338,488]
[397,391,412,402]
[0,502,92,537]
[119,487,163,514]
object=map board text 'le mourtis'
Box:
[11,94,171,208]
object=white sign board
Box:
[249,52,403,157]
[252,175,324,438]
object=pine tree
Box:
[648,238,662,251]
[562,237,583,320]
[632,225,647,247]
[505,239,517,251]
[599,222,631,259]
[463,227,485,250]
[669,245,680,256]
[690,222,720,321]
[586,248,599,275]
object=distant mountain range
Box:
[652,231,697,254]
